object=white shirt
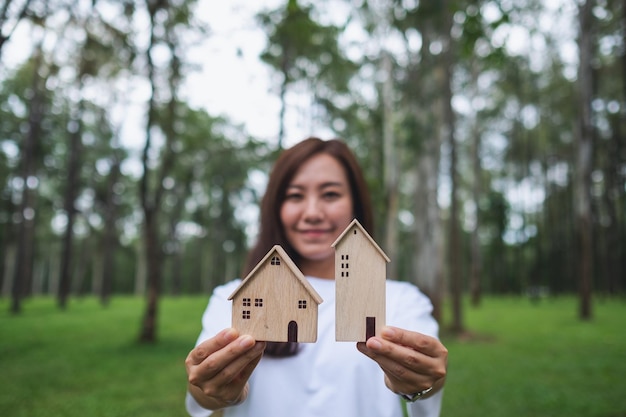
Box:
[186,277,443,417]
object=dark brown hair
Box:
[244,137,374,356]
[244,137,374,274]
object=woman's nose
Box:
[302,197,323,219]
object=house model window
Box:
[341,254,349,277]
[270,256,281,265]
[242,298,251,306]
[255,298,264,307]
[242,310,251,319]
[298,300,307,309]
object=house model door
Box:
[288,321,298,342]
[366,317,375,340]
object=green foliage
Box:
[258,0,354,87]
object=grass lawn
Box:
[0,296,209,417]
[441,296,626,417]
[1,295,625,416]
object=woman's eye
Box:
[323,192,340,200]
[285,193,303,201]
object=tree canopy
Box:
[1,0,624,338]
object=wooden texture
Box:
[228,245,323,342]
[333,219,390,342]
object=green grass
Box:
[440,297,626,417]
[0,296,209,417]
[1,296,625,417]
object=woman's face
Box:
[280,153,354,267]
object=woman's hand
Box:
[356,326,447,400]
[185,328,266,410]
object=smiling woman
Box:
[184,137,448,417]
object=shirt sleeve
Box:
[386,280,439,338]
[408,390,444,417]
[386,281,444,417]
[185,281,240,417]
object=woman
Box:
[185,137,447,417]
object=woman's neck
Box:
[299,257,334,279]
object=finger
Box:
[213,340,266,386]
[379,326,445,358]
[358,337,436,375]
[187,328,239,366]
[234,342,265,383]
[193,339,265,405]
[196,336,264,385]
[357,341,436,394]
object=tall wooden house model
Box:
[228,245,323,343]
[332,219,390,342]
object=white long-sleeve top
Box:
[186,277,443,417]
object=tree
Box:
[11,39,46,314]
[440,0,464,334]
[137,0,203,342]
[576,0,594,320]
[391,0,445,322]
[137,0,174,343]
[258,0,355,149]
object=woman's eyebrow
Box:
[286,181,345,190]
[320,181,345,188]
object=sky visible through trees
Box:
[1,0,623,337]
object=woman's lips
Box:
[298,229,330,239]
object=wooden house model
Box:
[332,219,390,342]
[228,245,323,343]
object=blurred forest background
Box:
[0,0,624,342]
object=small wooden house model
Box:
[228,245,323,343]
[332,219,390,342]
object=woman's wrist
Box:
[188,382,248,411]
[398,376,445,402]
[399,386,433,402]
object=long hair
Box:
[244,137,374,357]
[244,137,374,275]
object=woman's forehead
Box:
[289,154,348,184]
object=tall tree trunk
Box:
[576,0,594,320]
[100,153,120,306]
[381,50,399,279]
[135,239,147,295]
[58,100,83,309]
[139,208,162,343]
[138,2,180,342]
[11,41,44,314]
[138,4,162,343]
[413,134,443,321]
[410,24,444,322]
[609,0,626,294]
[0,189,16,294]
[469,108,482,307]
[442,0,464,334]
[2,245,16,297]
[166,186,187,296]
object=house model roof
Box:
[227,245,323,304]
[331,219,390,263]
